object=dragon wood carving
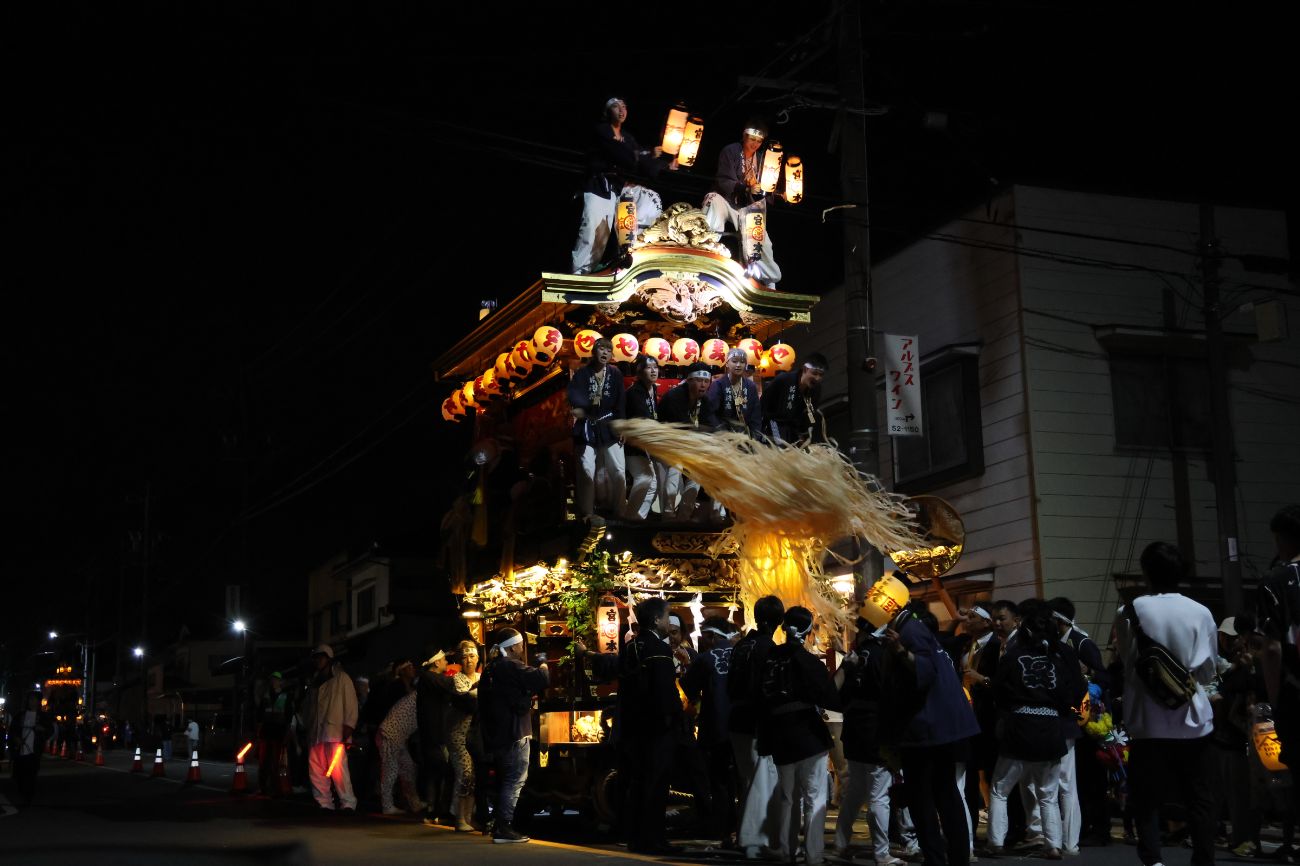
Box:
[634,203,730,255]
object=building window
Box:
[892,354,984,492]
[1109,355,1211,450]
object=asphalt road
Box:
[0,751,1279,866]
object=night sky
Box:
[5,4,1292,681]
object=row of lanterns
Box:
[660,102,802,204]
[440,325,798,422]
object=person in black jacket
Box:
[477,628,548,843]
[416,650,457,827]
[728,595,785,859]
[756,607,841,866]
[760,354,827,445]
[622,354,666,522]
[567,338,626,524]
[982,599,1085,860]
[683,616,742,848]
[657,363,720,522]
[617,597,685,855]
[707,348,762,437]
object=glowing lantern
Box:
[440,398,457,422]
[449,389,466,416]
[769,343,796,372]
[472,375,491,403]
[737,338,764,366]
[509,341,535,378]
[858,573,911,629]
[611,333,639,363]
[573,329,603,359]
[671,337,700,364]
[615,197,637,249]
[701,338,730,367]
[678,116,705,167]
[1254,720,1287,771]
[759,140,784,193]
[758,348,776,378]
[596,595,621,655]
[660,102,689,157]
[783,155,803,204]
[494,352,512,382]
[481,368,501,395]
[742,211,766,268]
[644,337,672,364]
[531,326,563,365]
[461,380,478,409]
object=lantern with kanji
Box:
[758,349,775,378]
[1253,718,1287,771]
[783,155,803,204]
[441,398,458,422]
[759,140,784,193]
[460,380,478,409]
[494,352,512,382]
[671,337,700,365]
[859,573,911,629]
[660,102,689,157]
[481,368,501,395]
[509,341,534,378]
[738,338,764,366]
[644,337,672,364]
[450,389,466,416]
[701,338,730,367]
[677,116,705,167]
[472,375,491,404]
[573,329,603,359]
[769,343,796,372]
[531,325,563,365]
[611,333,639,364]
[596,595,621,655]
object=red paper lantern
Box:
[701,338,730,367]
[671,337,700,364]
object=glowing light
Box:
[326,743,345,777]
[237,742,253,762]
[783,155,804,204]
[677,116,705,167]
[233,619,246,633]
[830,574,856,597]
[759,140,784,193]
[133,646,144,658]
[660,102,689,156]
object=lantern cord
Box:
[610,419,921,628]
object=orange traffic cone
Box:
[185,750,202,784]
[131,746,143,772]
[230,755,249,795]
[60,740,68,759]
[150,748,165,778]
[276,748,292,796]
[95,744,105,766]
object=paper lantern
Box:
[440,398,457,422]
[759,140,784,193]
[758,348,776,378]
[596,595,621,656]
[461,380,478,408]
[783,155,803,204]
[643,337,672,364]
[481,368,501,395]
[449,389,466,416]
[1253,720,1287,771]
[509,341,534,378]
[858,573,911,629]
[660,102,689,157]
[769,343,796,372]
[678,116,705,167]
[701,338,730,368]
[472,376,490,403]
[737,338,764,366]
[573,329,603,359]
[671,337,700,364]
[615,198,637,249]
[494,352,512,382]
[531,326,563,366]
[611,333,640,363]
[742,211,766,267]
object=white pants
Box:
[835,761,894,860]
[988,755,1062,850]
[623,455,666,521]
[733,734,782,852]
[776,752,830,865]
[576,442,625,518]
[956,762,974,853]
[702,192,782,286]
[571,185,663,274]
[1034,740,1079,849]
[663,464,700,520]
[308,740,357,810]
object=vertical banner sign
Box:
[884,334,923,437]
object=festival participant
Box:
[567,337,626,525]
[622,354,667,522]
[684,617,742,849]
[1257,504,1300,790]
[304,644,359,812]
[701,120,782,287]
[478,629,549,844]
[707,348,762,437]
[657,362,719,521]
[728,595,786,860]
[951,606,999,828]
[376,660,423,815]
[761,353,827,445]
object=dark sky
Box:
[5,3,1292,677]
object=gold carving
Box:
[636,558,740,588]
[634,274,728,324]
[652,532,741,555]
[635,203,730,255]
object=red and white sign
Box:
[884,334,923,437]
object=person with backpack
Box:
[754,607,840,866]
[1117,541,1219,866]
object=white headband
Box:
[496,633,524,650]
[669,615,682,626]
[969,605,992,621]
[701,626,732,639]
[1052,610,1089,637]
[686,369,711,380]
[743,127,765,139]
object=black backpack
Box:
[1124,598,1199,710]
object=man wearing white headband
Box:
[666,613,697,676]
[570,97,674,275]
[761,353,828,445]
[477,628,549,843]
[708,347,762,437]
[658,362,720,521]
[701,119,783,288]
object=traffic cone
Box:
[276,748,292,796]
[230,754,249,795]
[95,743,105,766]
[60,740,68,759]
[150,748,165,778]
[184,750,202,784]
[75,742,85,762]
[131,746,143,772]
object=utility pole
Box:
[1200,204,1243,614]
[838,2,882,589]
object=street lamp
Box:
[232,619,250,740]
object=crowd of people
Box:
[568,343,829,524]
